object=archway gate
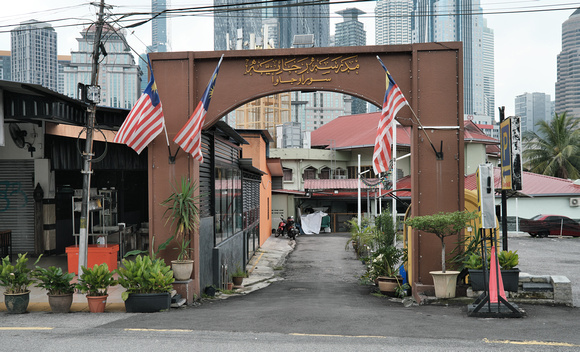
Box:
[148,43,465,299]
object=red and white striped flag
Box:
[174,55,224,163]
[113,55,164,154]
[373,57,408,175]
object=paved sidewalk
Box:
[0,235,296,312]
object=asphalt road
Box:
[508,231,580,307]
[1,232,579,351]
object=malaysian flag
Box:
[372,57,408,175]
[174,55,224,163]
[113,55,164,154]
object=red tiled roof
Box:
[311,113,497,149]
[464,120,498,144]
[310,112,411,149]
[305,169,580,199]
[304,178,382,190]
[465,168,580,197]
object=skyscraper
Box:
[10,20,58,91]
[214,0,262,50]
[515,92,553,134]
[482,19,495,118]
[63,25,141,109]
[556,8,580,117]
[335,8,367,115]
[408,0,487,117]
[151,0,169,53]
[375,0,413,45]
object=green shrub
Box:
[116,255,174,301]
[76,263,117,296]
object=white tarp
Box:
[300,211,327,235]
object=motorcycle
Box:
[275,216,299,240]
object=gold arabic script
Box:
[244,55,359,86]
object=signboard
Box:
[477,163,497,229]
[500,118,512,190]
[511,116,523,191]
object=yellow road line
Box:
[0,327,53,331]
[248,252,264,274]
[290,333,386,339]
[484,338,580,347]
[125,328,193,333]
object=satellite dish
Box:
[9,123,27,148]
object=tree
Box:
[523,112,580,179]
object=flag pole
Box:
[392,121,397,246]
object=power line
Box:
[0,0,577,35]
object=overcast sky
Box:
[0,0,577,120]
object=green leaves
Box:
[523,112,580,179]
[76,263,117,296]
[33,266,75,295]
[161,177,200,261]
[116,255,174,300]
[0,253,37,294]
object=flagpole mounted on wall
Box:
[173,54,225,164]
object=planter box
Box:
[66,244,119,275]
[469,268,520,292]
[125,292,171,313]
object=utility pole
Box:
[78,0,106,275]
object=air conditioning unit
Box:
[570,198,580,207]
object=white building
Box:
[514,92,553,133]
[10,20,58,91]
[375,0,413,45]
[63,25,141,109]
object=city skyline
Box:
[0,0,577,120]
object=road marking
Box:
[125,328,193,333]
[484,338,580,347]
[248,252,264,274]
[290,333,386,339]
[0,327,53,331]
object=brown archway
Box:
[148,43,464,298]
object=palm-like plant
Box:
[523,112,580,179]
[161,177,200,261]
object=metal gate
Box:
[0,160,35,253]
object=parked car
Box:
[519,215,580,237]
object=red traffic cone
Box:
[489,246,506,303]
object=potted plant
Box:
[405,210,478,298]
[75,263,117,313]
[465,249,520,292]
[345,217,374,259]
[32,266,76,313]
[231,266,247,288]
[115,255,175,313]
[497,249,520,292]
[161,177,200,281]
[0,253,40,314]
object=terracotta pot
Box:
[171,260,194,281]
[377,276,403,296]
[86,295,108,313]
[48,293,74,313]
[226,282,233,290]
